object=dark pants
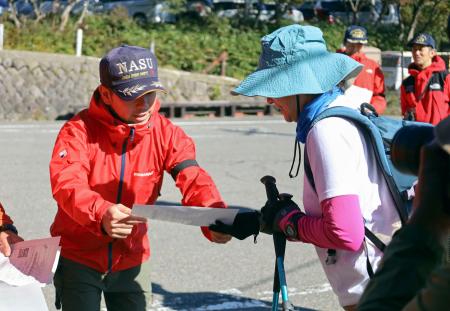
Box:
[54,257,152,311]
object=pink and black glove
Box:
[261,194,305,241]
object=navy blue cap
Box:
[344,25,368,44]
[99,45,166,101]
[407,33,436,49]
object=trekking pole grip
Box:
[260,175,280,203]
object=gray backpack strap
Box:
[306,105,413,224]
[304,144,386,251]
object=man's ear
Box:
[98,85,111,105]
[430,48,437,57]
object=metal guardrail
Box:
[160,100,274,118]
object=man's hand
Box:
[209,231,232,244]
[0,231,24,257]
[101,204,147,239]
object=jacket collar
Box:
[87,87,160,143]
[350,52,366,62]
[408,55,446,77]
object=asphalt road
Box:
[0,117,341,311]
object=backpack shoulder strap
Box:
[303,106,391,256]
[304,105,409,224]
[435,70,449,87]
[417,70,449,101]
[402,74,415,89]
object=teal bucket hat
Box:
[233,25,362,98]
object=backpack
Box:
[303,103,434,276]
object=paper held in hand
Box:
[132,204,239,227]
[0,236,61,286]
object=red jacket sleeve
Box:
[163,122,226,241]
[445,75,450,115]
[370,66,387,114]
[50,120,113,236]
[0,202,13,225]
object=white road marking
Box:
[257,283,332,300]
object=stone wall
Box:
[0,50,254,120]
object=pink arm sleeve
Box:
[297,195,365,251]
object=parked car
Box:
[1,0,35,17]
[39,0,92,15]
[209,0,302,22]
[39,0,174,24]
[0,0,8,16]
[92,0,155,23]
[302,0,399,24]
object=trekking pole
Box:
[260,176,294,311]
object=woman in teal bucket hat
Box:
[232,25,402,310]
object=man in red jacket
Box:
[338,25,387,114]
[400,33,450,125]
[0,202,23,256]
[49,45,232,311]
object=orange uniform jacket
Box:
[0,202,13,225]
[50,89,226,273]
[400,56,450,125]
[349,52,387,114]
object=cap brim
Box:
[406,41,433,49]
[112,78,167,101]
[232,52,362,98]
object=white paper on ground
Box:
[0,236,61,286]
[0,282,49,311]
[132,204,239,226]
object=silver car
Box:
[39,0,174,23]
[93,0,175,24]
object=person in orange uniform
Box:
[338,25,387,114]
[0,202,23,257]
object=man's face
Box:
[344,42,363,56]
[412,44,436,70]
[266,96,298,122]
[104,88,157,124]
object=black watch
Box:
[0,224,18,235]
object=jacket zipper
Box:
[108,127,135,273]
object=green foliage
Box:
[385,89,401,116]
[400,0,449,48]
[3,3,449,81]
[209,84,222,100]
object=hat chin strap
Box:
[288,95,302,179]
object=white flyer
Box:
[132,204,239,226]
[0,236,61,286]
[0,282,49,311]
